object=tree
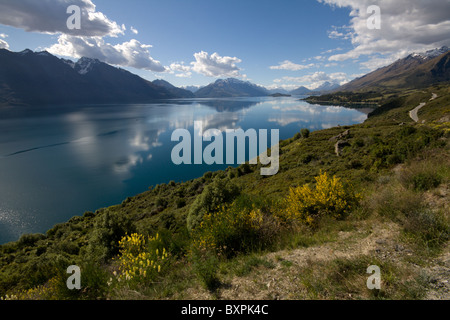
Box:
[187,177,240,231]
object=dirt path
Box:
[424,243,450,300]
[410,103,426,122]
[409,93,438,123]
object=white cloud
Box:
[324,62,338,68]
[265,83,301,91]
[0,33,8,49]
[273,71,351,90]
[0,0,168,73]
[270,60,315,71]
[168,62,192,78]
[191,51,242,77]
[359,53,404,71]
[321,47,343,54]
[327,27,353,40]
[328,30,344,39]
[0,0,124,37]
[0,38,9,49]
[47,35,166,72]
[318,0,450,70]
[130,26,138,35]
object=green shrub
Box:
[353,138,364,148]
[203,171,213,179]
[403,209,449,248]
[175,197,186,208]
[347,159,363,169]
[398,162,444,191]
[155,197,168,208]
[370,185,423,221]
[187,177,240,231]
[191,202,278,258]
[301,128,310,138]
[190,246,220,291]
[300,153,316,164]
[87,211,136,262]
[17,234,46,247]
[411,173,442,191]
[398,126,417,137]
[240,163,252,175]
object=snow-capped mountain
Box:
[182,85,204,93]
[410,46,449,60]
[195,78,269,98]
[0,49,190,106]
[74,57,101,75]
[338,46,450,92]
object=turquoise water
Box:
[0,97,369,244]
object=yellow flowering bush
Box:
[281,171,361,226]
[115,233,169,285]
[1,277,60,300]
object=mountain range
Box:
[0,49,193,106]
[152,79,194,98]
[338,46,450,92]
[1,46,449,106]
[194,78,269,98]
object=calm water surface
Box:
[0,97,370,244]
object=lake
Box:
[0,97,370,244]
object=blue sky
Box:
[1,0,449,90]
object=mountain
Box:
[182,85,204,93]
[338,46,450,92]
[267,88,290,95]
[152,79,194,98]
[0,49,185,106]
[314,81,341,94]
[289,86,314,95]
[288,83,340,96]
[194,78,269,98]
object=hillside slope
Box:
[339,48,450,92]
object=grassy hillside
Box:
[1,86,449,300]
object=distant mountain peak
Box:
[195,78,268,98]
[75,57,101,75]
[182,85,204,93]
[153,79,175,88]
[289,86,313,95]
[409,46,449,60]
[152,79,195,98]
[36,50,52,57]
[19,49,33,56]
[214,78,254,86]
[314,81,340,93]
